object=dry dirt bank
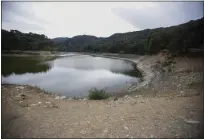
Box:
[1,55,203,138]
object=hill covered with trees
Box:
[2,17,203,55]
[2,30,59,51]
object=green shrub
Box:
[88,88,111,100]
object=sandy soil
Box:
[1,55,203,138]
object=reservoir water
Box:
[2,54,142,97]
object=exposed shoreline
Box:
[88,53,159,92]
[2,53,203,138]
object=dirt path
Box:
[1,55,203,138]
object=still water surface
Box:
[2,55,142,97]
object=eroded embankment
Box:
[2,54,203,138]
[89,54,161,92]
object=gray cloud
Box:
[2,2,203,38]
[2,18,45,33]
[11,21,45,31]
[111,2,203,30]
[2,2,49,27]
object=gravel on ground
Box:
[1,55,203,138]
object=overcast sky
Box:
[2,2,203,38]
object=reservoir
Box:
[2,54,142,97]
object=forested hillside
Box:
[2,17,203,54]
[52,37,68,44]
[57,17,203,54]
[2,30,59,51]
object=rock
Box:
[16,86,24,89]
[184,119,200,124]
[51,105,59,108]
[45,103,59,108]
[55,96,60,100]
[80,130,86,134]
[55,96,66,100]
[150,135,154,138]
[68,98,73,100]
[60,96,66,99]
[131,101,137,105]
[138,95,142,98]
[124,126,128,130]
[45,101,51,104]
[73,97,79,100]
[103,129,108,133]
[180,91,184,93]
[38,102,42,104]
[16,93,27,100]
[124,95,129,99]
[20,102,29,107]
[140,100,145,103]
[177,84,181,87]
[30,104,37,107]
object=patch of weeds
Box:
[161,68,166,73]
[139,77,144,82]
[20,103,29,107]
[88,88,111,100]
[159,52,176,73]
[162,61,169,67]
[167,66,172,73]
[188,81,203,89]
[73,96,80,100]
